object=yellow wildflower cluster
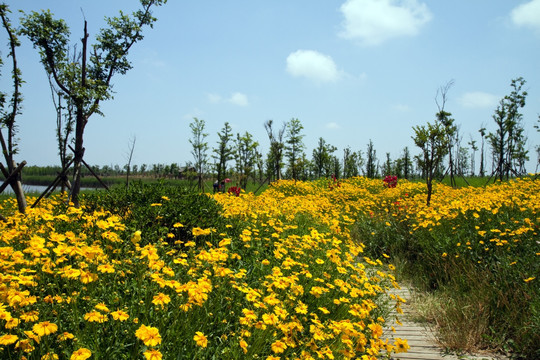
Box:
[0,181,410,359]
[379,178,538,273]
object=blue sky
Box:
[4,0,540,173]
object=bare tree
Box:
[284,118,305,180]
[478,125,487,177]
[125,135,136,188]
[48,69,75,193]
[487,77,528,181]
[468,135,478,176]
[212,122,234,190]
[235,131,259,189]
[0,4,26,213]
[365,139,377,178]
[343,146,359,178]
[402,147,413,180]
[189,118,208,192]
[264,119,286,181]
[435,80,458,187]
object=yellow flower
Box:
[262,313,278,325]
[97,264,115,273]
[393,338,410,353]
[152,293,171,308]
[295,302,308,314]
[524,277,535,283]
[5,317,20,329]
[80,271,98,284]
[239,339,248,354]
[131,230,142,244]
[0,334,18,345]
[111,310,129,321]
[271,339,287,354]
[218,238,231,247]
[192,227,212,236]
[274,306,288,320]
[318,307,330,314]
[84,311,107,323]
[15,338,34,352]
[193,331,208,348]
[95,303,110,313]
[144,349,163,360]
[25,330,41,344]
[41,353,59,360]
[368,323,383,338]
[58,332,75,341]
[20,311,39,322]
[242,308,258,321]
[32,321,58,336]
[173,222,184,228]
[135,324,162,347]
[70,348,92,360]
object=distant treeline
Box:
[5,160,469,188]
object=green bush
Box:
[83,181,236,246]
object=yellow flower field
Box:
[1,176,538,358]
[0,179,408,360]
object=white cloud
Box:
[286,50,341,83]
[458,92,500,108]
[208,92,249,106]
[339,0,432,46]
[511,0,540,32]
[229,92,249,106]
[326,122,341,129]
[208,93,222,103]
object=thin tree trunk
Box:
[70,107,85,207]
[12,161,26,212]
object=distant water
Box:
[2,184,97,194]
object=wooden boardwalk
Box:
[385,286,506,360]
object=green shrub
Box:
[83,181,236,246]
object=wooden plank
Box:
[387,333,431,339]
[392,353,442,357]
[384,284,505,360]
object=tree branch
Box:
[93,1,156,112]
